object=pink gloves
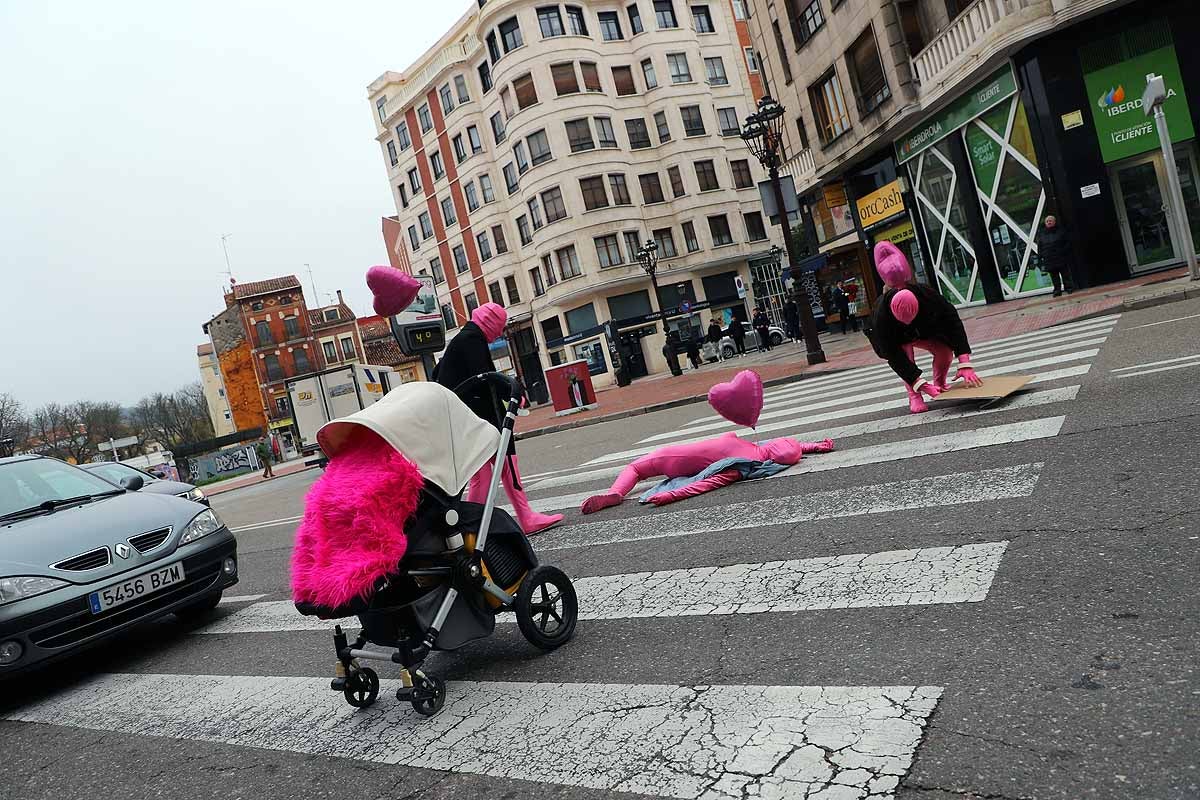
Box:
[955,355,983,387]
[912,379,942,399]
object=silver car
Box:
[82,461,208,506]
[719,322,787,359]
[0,455,238,677]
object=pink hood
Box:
[472,302,507,342]
[890,289,919,325]
[875,241,914,289]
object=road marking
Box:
[537,464,1042,552]
[229,515,303,533]
[1128,312,1200,329]
[218,594,266,604]
[4,674,941,800]
[1113,357,1200,378]
[537,388,1076,492]
[1111,353,1200,372]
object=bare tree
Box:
[28,403,88,461]
[131,384,214,451]
[0,393,29,453]
[72,401,127,459]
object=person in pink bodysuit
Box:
[580,432,834,514]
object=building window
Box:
[527,196,544,230]
[718,107,740,136]
[639,172,666,204]
[708,214,734,245]
[514,73,538,109]
[744,47,759,74]
[787,0,824,48]
[599,11,624,40]
[480,173,496,202]
[430,256,446,284]
[668,165,686,197]
[609,173,632,204]
[477,230,494,261]
[440,83,455,115]
[465,292,479,313]
[566,118,595,152]
[682,220,701,252]
[492,224,509,254]
[398,183,409,208]
[505,276,521,304]
[809,68,851,144]
[468,125,483,153]
[654,0,678,28]
[580,176,609,210]
[322,340,337,362]
[517,215,532,245]
[408,225,420,250]
[542,254,559,285]
[431,151,445,179]
[264,354,284,382]
[397,123,412,151]
[641,58,658,89]
[566,5,588,35]
[294,348,312,374]
[595,234,624,268]
[487,30,501,63]
[626,118,652,149]
[744,211,768,241]
[254,320,273,347]
[595,116,618,147]
[845,26,891,114]
[442,303,457,330]
[628,3,644,33]
[692,4,714,33]
[732,0,748,19]
[419,211,433,239]
[528,129,552,165]
[418,103,433,132]
[623,230,642,257]
[465,181,480,211]
[552,62,580,95]
[341,337,355,360]
[556,245,583,279]
[773,21,794,84]
[491,111,506,143]
[538,6,565,37]
[504,162,520,194]
[667,52,692,83]
[452,134,467,163]
[654,111,671,143]
[795,115,810,149]
[731,159,754,189]
[386,140,398,166]
[376,96,387,123]
[324,308,340,322]
[284,316,301,340]
[499,16,523,53]
[681,105,706,136]
[613,65,637,96]
[704,56,728,86]
[542,187,568,223]
[530,266,547,296]
[695,159,719,191]
[453,244,470,273]
[455,74,470,103]
[653,227,678,257]
[514,140,529,173]
[489,280,505,306]
[478,60,493,93]
[580,61,603,92]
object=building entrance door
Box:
[1110,144,1200,273]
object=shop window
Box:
[552,62,580,95]
[609,173,632,204]
[613,65,637,96]
[845,26,890,114]
[639,172,666,204]
[910,140,981,305]
[565,302,599,333]
[575,340,609,375]
[513,73,538,110]
[541,315,563,344]
[809,68,850,145]
[581,176,609,210]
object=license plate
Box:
[88,562,186,614]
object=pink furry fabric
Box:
[290,430,423,609]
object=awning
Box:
[268,418,294,430]
[818,231,861,254]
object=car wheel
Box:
[722,344,735,359]
[770,332,784,346]
[175,590,222,620]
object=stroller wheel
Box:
[410,673,446,717]
[343,667,379,708]
[515,565,578,651]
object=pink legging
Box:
[904,339,954,391]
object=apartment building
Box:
[196,343,236,437]
[368,0,780,388]
[309,290,367,370]
[747,0,1199,313]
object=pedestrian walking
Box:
[685,334,702,371]
[727,312,748,356]
[256,438,274,479]
[783,298,800,343]
[706,318,725,362]
[663,331,684,376]
[831,281,857,334]
[752,307,772,352]
[1036,214,1075,296]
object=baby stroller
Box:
[295,372,578,716]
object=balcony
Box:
[385,35,480,123]
[783,147,817,193]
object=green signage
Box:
[895,65,1018,165]
[1082,44,1195,164]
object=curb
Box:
[1120,282,1200,311]
[205,464,320,496]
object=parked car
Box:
[718,322,787,359]
[81,461,208,507]
[0,455,238,677]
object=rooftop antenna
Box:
[219,234,235,289]
[304,263,319,307]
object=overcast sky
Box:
[0,1,466,410]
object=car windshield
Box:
[86,462,153,484]
[0,459,124,518]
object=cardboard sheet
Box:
[933,374,1033,401]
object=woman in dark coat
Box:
[727,311,747,356]
[752,308,772,352]
[1036,215,1074,296]
[783,299,800,343]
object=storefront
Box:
[802,181,879,324]
[896,64,1056,306]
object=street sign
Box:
[734,276,747,299]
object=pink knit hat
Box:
[471,302,507,342]
[890,289,919,325]
[874,241,913,289]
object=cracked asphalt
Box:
[2,299,1198,799]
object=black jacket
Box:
[432,321,501,424]
[783,302,799,326]
[1036,226,1071,273]
[706,322,723,344]
[871,283,972,385]
[831,286,851,312]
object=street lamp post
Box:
[635,239,664,321]
[742,96,826,365]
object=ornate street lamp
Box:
[635,239,663,321]
[742,96,826,365]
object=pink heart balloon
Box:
[708,370,764,429]
[366,266,421,317]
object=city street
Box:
[3,299,1199,800]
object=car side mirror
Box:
[120,475,144,491]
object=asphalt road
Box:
[3,299,1199,800]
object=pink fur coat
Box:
[290,430,424,609]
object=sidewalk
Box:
[203,458,317,496]
[516,268,1198,438]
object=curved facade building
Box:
[369,0,778,389]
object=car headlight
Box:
[185,487,205,502]
[0,576,69,606]
[179,509,224,545]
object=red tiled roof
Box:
[309,304,356,330]
[357,315,391,340]
[364,337,407,367]
[230,276,301,300]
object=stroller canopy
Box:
[317,382,501,497]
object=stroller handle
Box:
[452,372,524,408]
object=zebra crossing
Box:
[3,313,1122,799]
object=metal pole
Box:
[770,164,826,364]
[1153,104,1199,281]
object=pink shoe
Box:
[906,386,929,414]
[503,456,564,535]
[581,492,623,515]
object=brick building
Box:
[203,305,264,434]
[308,290,367,371]
[357,315,427,384]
